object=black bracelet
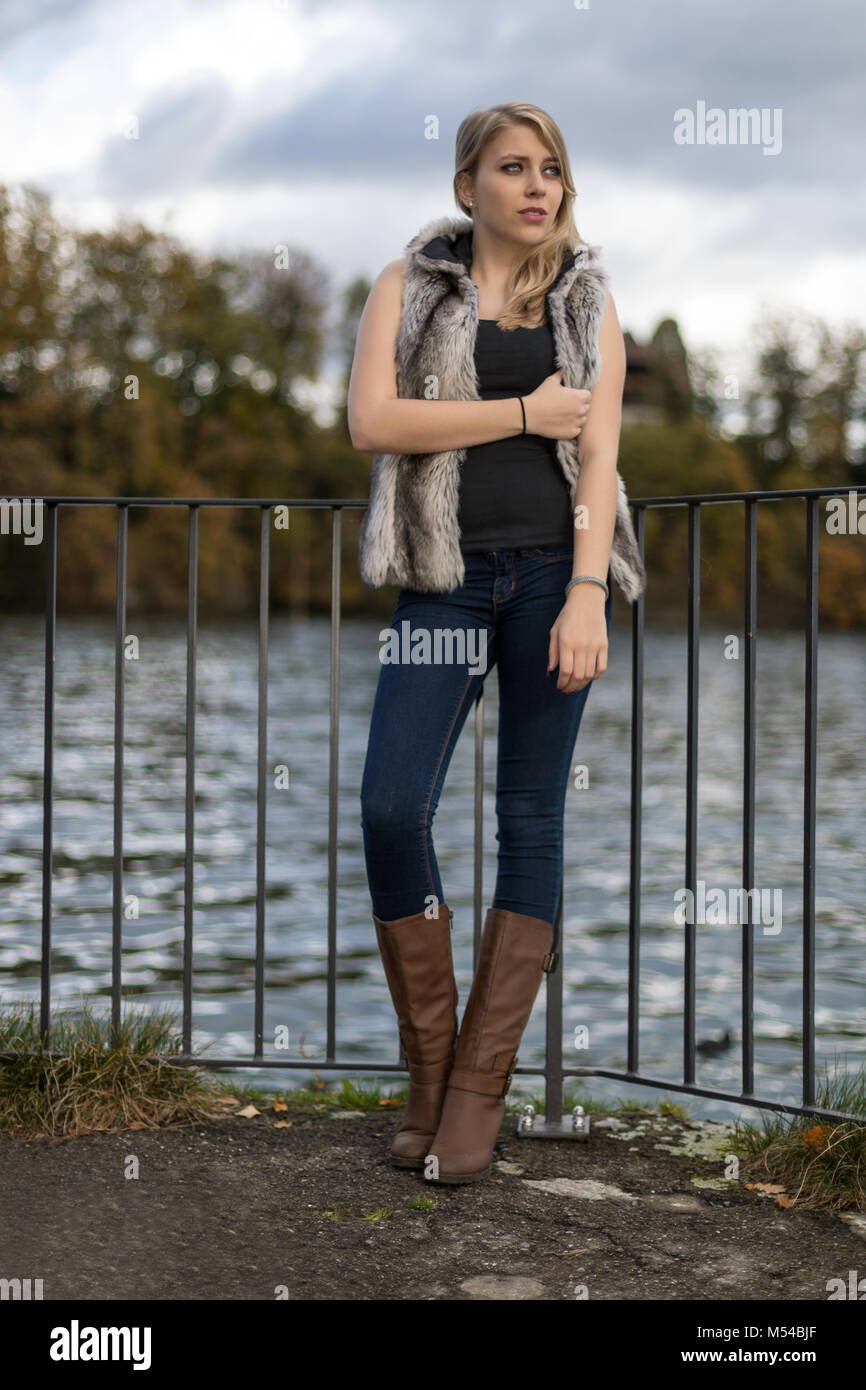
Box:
[518,396,526,434]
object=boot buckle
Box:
[542,951,558,973]
[501,1053,518,1098]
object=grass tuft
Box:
[729,1058,866,1211]
[408,1194,437,1212]
[0,999,234,1140]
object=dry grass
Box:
[730,1058,866,1211]
[0,999,235,1140]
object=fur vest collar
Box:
[357,214,646,602]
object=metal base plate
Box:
[515,1107,590,1141]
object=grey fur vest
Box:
[357,214,647,603]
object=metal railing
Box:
[1,487,864,1126]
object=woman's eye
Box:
[503,162,560,175]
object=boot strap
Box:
[405,1053,454,1085]
[542,951,558,972]
[448,1054,517,1099]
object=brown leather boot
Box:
[372,902,458,1169]
[425,906,556,1184]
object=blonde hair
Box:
[453,101,580,331]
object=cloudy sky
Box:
[2,0,863,412]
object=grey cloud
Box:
[205,0,864,199]
[37,0,865,245]
[0,0,101,51]
[94,71,234,197]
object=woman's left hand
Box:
[547,586,608,693]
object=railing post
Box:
[111,504,128,1048]
[544,867,564,1126]
[742,500,757,1097]
[803,496,819,1108]
[254,506,270,1060]
[628,503,646,1074]
[183,505,199,1058]
[40,502,58,1046]
[683,502,700,1086]
[327,506,342,1062]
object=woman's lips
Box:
[518,210,547,221]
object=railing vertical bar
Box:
[803,497,818,1107]
[40,501,58,1045]
[111,504,128,1046]
[254,507,270,1060]
[183,505,199,1057]
[627,504,646,1073]
[473,689,484,959]
[684,503,700,1085]
[327,507,342,1062]
[742,501,757,1095]
[544,862,564,1124]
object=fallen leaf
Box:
[379,1098,400,1107]
[802,1125,831,1151]
[273,1121,292,1130]
[272,1100,288,1112]
[235,1104,260,1119]
[775,1194,793,1208]
[748,1182,786,1194]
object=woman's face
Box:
[464,124,564,245]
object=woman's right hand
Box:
[523,370,593,440]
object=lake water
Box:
[0,610,863,1124]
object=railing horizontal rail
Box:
[0,1049,861,1128]
[4,482,865,507]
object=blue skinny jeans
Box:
[360,547,612,927]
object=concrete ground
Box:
[1,1102,863,1301]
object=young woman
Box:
[348,101,645,1185]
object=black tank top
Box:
[457,316,574,553]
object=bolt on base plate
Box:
[515,1104,591,1140]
